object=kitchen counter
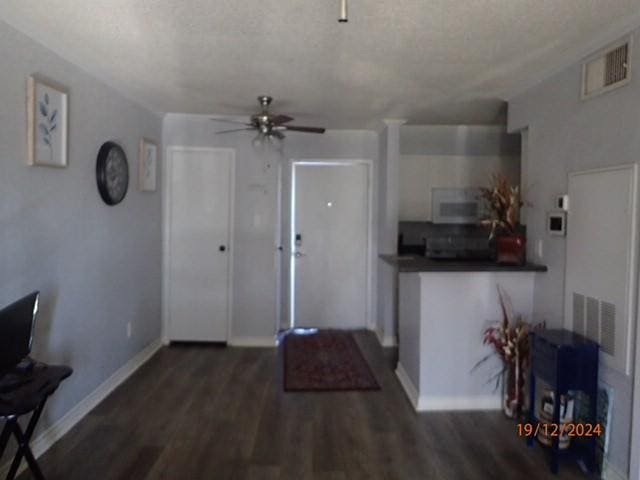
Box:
[395,269,539,412]
[379,254,547,273]
[377,253,547,411]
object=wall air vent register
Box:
[572,293,616,356]
[582,38,631,99]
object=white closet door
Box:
[565,164,638,374]
[167,148,234,342]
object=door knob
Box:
[219,245,226,252]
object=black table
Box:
[528,329,599,474]
[0,362,72,480]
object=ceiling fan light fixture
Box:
[214,95,325,147]
[252,133,265,150]
[339,0,348,22]
[267,133,284,152]
[251,132,284,152]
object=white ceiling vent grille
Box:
[582,38,631,99]
[605,43,629,86]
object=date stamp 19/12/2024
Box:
[517,422,603,438]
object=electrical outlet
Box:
[126,322,132,339]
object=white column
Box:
[376,119,406,347]
[379,119,406,254]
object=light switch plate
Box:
[536,239,543,259]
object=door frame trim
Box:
[289,159,375,330]
[162,146,235,344]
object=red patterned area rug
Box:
[283,330,380,392]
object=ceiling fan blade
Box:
[215,128,256,134]
[284,125,326,134]
[271,114,294,125]
[210,117,252,126]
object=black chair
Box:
[0,292,72,480]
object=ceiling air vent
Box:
[582,39,631,99]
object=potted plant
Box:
[474,287,542,418]
[479,173,525,265]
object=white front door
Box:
[291,162,369,329]
[167,147,234,342]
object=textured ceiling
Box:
[1,1,639,128]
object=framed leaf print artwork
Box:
[138,138,158,192]
[27,75,68,167]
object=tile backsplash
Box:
[398,221,526,256]
[399,221,488,246]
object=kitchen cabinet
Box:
[398,154,520,221]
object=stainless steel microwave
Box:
[432,188,484,224]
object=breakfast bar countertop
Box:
[379,254,548,273]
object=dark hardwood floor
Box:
[19,331,591,479]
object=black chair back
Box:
[0,291,39,370]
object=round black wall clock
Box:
[96,141,129,206]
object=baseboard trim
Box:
[396,363,501,412]
[381,335,397,347]
[603,461,628,480]
[229,336,277,347]
[395,363,425,410]
[420,395,502,411]
[0,338,162,478]
[373,328,397,347]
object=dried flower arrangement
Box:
[479,173,523,239]
[474,286,544,417]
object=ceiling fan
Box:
[211,96,326,141]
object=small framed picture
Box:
[138,138,158,192]
[27,75,69,167]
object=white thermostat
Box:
[548,211,567,236]
[556,194,569,211]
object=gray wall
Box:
[400,125,521,156]
[508,27,640,477]
[0,19,162,439]
[162,114,378,340]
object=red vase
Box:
[496,234,526,265]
